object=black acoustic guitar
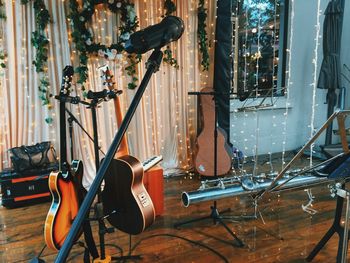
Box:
[102,155,162,235]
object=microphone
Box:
[124,16,184,54]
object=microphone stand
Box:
[55,48,163,263]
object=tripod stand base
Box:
[174,202,244,247]
[306,188,350,262]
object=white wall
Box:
[229,0,349,158]
[341,0,350,106]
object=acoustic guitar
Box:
[194,87,232,176]
[102,155,162,235]
[44,66,84,251]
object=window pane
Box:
[234,0,287,98]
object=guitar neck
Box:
[113,96,129,157]
[142,156,163,172]
[59,98,68,171]
[103,67,129,157]
[59,66,74,171]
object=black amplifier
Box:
[0,164,58,208]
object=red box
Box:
[143,165,164,216]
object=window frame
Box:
[232,0,290,99]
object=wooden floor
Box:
[0,168,348,262]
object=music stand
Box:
[174,90,244,247]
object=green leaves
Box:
[69,0,141,90]
[0,1,6,68]
[197,0,209,71]
[163,46,179,69]
[0,51,5,69]
[31,31,49,72]
[125,54,141,90]
[21,0,52,122]
[162,1,179,69]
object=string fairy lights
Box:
[266,0,279,174]
[281,0,295,169]
[309,0,322,165]
[301,0,322,216]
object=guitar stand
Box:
[68,103,138,262]
[92,203,142,262]
[306,183,350,263]
[65,105,100,261]
[55,49,164,262]
[174,90,244,248]
[88,94,142,262]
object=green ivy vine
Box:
[68,0,140,90]
[197,0,209,71]
[0,0,6,69]
[0,0,5,20]
[163,0,179,69]
[0,50,5,69]
[21,0,52,124]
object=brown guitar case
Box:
[194,87,232,176]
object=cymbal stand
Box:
[174,90,244,247]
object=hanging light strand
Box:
[281,0,295,169]
[267,0,279,173]
[309,0,322,166]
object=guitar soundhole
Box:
[138,192,150,207]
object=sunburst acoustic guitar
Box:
[44,66,84,251]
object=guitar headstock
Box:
[61,66,74,96]
[99,65,115,91]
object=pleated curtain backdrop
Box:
[0,0,217,188]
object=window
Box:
[232,0,289,99]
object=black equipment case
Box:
[0,164,57,208]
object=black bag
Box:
[9,141,58,173]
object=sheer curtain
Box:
[0,0,216,188]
